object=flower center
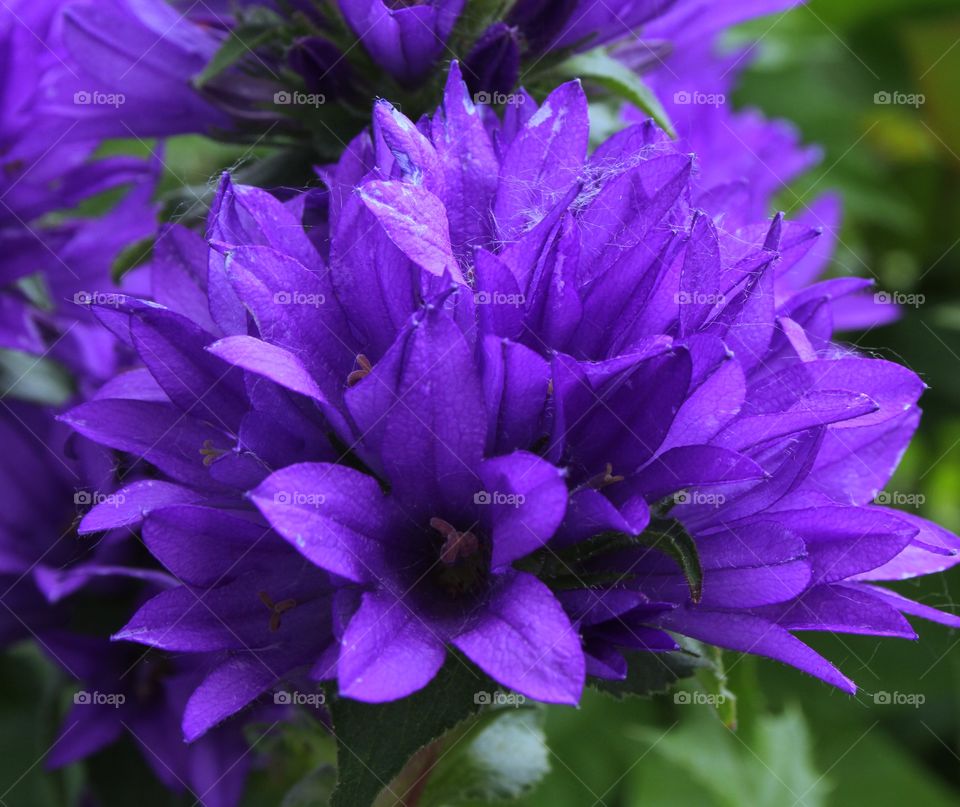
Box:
[199,439,228,466]
[586,463,624,491]
[428,517,487,598]
[258,590,297,632]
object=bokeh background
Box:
[3,1,960,804]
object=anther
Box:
[430,517,479,566]
[199,439,228,466]
[587,463,624,490]
[258,590,297,632]
[346,354,373,387]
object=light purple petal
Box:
[479,451,567,567]
[452,571,584,704]
[338,590,447,702]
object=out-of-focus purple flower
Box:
[0,0,159,375]
[43,632,271,807]
[462,22,521,97]
[338,0,465,86]
[287,36,355,98]
[40,0,233,139]
[508,0,660,54]
[615,0,891,331]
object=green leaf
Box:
[633,704,829,807]
[281,765,336,807]
[419,708,550,806]
[0,349,73,406]
[592,650,701,700]
[111,235,155,283]
[328,659,489,807]
[0,646,83,807]
[556,48,676,137]
[522,520,701,601]
[695,645,738,729]
[193,9,283,87]
[752,707,829,807]
[639,520,703,603]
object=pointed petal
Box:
[338,590,446,702]
[452,571,584,704]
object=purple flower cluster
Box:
[59,65,959,736]
[1,1,956,805]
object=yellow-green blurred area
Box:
[513,2,960,805]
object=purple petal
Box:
[252,463,398,583]
[633,445,765,500]
[208,335,325,403]
[338,590,446,702]
[452,571,584,704]
[754,584,916,638]
[659,608,855,693]
[771,506,917,584]
[493,81,589,243]
[78,480,202,534]
[479,451,567,567]
[61,399,228,490]
[378,309,487,510]
[142,506,277,586]
[358,180,463,282]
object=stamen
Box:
[346,354,373,387]
[199,439,228,466]
[430,517,479,566]
[587,463,624,490]
[258,590,298,632]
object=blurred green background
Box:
[5,1,960,805]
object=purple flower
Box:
[622,0,886,330]
[41,0,233,139]
[463,22,521,97]
[508,0,673,55]
[249,306,584,704]
[42,632,269,807]
[0,1,160,389]
[338,0,465,86]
